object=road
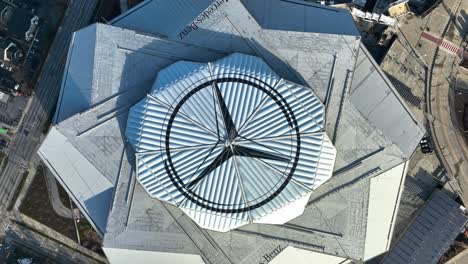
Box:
[2,214,106,263]
[427,0,468,202]
[0,0,99,229]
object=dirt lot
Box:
[19,166,104,255]
[19,167,76,240]
[56,179,104,254]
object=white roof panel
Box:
[38,127,113,234]
[271,246,350,264]
[364,161,408,260]
[103,248,204,264]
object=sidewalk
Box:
[428,0,468,202]
[446,249,468,264]
[9,211,107,263]
[43,166,73,219]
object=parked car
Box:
[420,136,433,154]
[0,138,8,149]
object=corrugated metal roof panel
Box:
[126,54,336,232]
[382,190,467,264]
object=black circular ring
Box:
[164,76,301,213]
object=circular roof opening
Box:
[126,54,337,232]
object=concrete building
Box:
[38,0,425,263]
[0,1,39,42]
[388,0,411,18]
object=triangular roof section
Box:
[113,0,359,37]
[350,46,424,157]
[54,24,97,123]
[241,0,359,35]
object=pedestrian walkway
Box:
[421,31,463,56]
[446,249,468,264]
[44,167,73,219]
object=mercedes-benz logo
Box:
[163,76,301,213]
[127,55,336,231]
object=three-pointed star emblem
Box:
[186,81,291,189]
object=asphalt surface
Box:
[2,215,106,264]
[427,0,468,202]
[0,0,99,230]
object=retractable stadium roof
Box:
[38,0,425,263]
[126,54,337,232]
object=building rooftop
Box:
[382,190,467,264]
[0,3,36,41]
[38,0,425,263]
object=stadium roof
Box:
[126,54,336,232]
[38,0,425,263]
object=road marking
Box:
[421,31,463,57]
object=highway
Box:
[0,0,99,228]
[427,0,468,202]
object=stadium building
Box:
[38,0,425,263]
